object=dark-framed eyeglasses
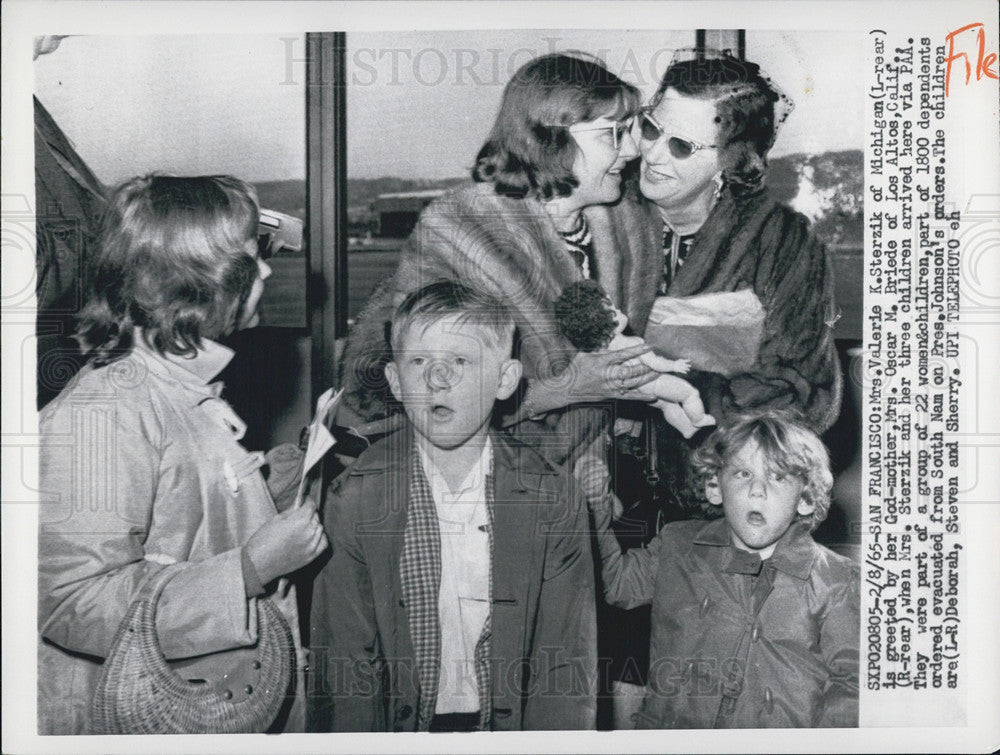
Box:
[637,109,716,159]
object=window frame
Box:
[305,32,349,404]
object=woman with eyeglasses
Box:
[325,54,673,731]
[619,50,842,431]
[587,50,844,729]
[337,52,663,468]
[598,50,843,513]
[38,175,327,734]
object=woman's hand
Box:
[565,343,660,401]
[526,343,659,415]
[245,506,329,585]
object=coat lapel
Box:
[588,190,663,334]
[585,203,624,308]
[488,439,544,724]
[669,189,761,297]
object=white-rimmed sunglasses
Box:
[636,108,717,159]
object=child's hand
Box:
[245,505,329,585]
[573,455,623,521]
[670,358,691,374]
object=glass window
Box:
[343,30,694,322]
[34,34,310,448]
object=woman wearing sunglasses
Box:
[630,49,842,430]
[590,50,844,728]
[337,52,661,466]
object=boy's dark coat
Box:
[308,429,597,732]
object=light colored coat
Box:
[37,339,304,734]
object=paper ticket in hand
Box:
[294,387,343,510]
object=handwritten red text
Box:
[944,23,998,96]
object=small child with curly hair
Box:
[588,412,859,729]
[554,280,714,438]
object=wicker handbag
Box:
[91,565,295,734]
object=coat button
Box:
[683,661,695,682]
[398,704,413,720]
[245,685,253,695]
[751,624,760,642]
[223,689,233,700]
[764,687,774,714]
[252,660,261,669]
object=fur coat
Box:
[337,181,658,461]
[603,181,843,432]
[338,176,840,442]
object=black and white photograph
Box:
[3,2,998,752]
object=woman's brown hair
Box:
[473,52,640,200]
[76,174,260,364]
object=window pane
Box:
[343,30,694,322]
[34,34,309,448]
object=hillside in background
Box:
[254,176,466,227]
[344,177,467,216]
[253,179,307,220]
[255,149,862,248]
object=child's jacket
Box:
[595,515,859,728]
[38,340,306,733]
[308,428,597,732]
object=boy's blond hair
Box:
[691,412,833,530]
[389,279,516,357]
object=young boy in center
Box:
[589,413,859,729]
[308,280,597,732]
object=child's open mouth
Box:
[746,512,766,526]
